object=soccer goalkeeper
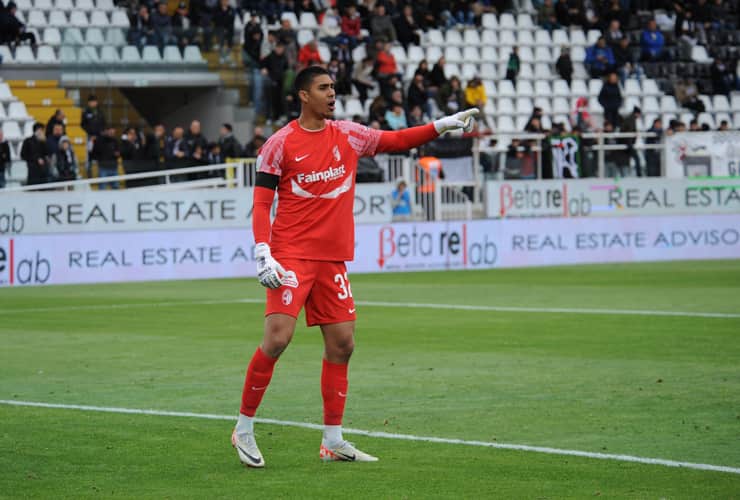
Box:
[233,65,478,467]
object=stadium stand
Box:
[0,0,738,189]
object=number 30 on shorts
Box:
[334,273,353,300]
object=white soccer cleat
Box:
[231,429,265,468]
[319,441,379,462]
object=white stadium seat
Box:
[298,12,317,29]
[642,79,660,95]
[110,10,130,28]
[280,11,298,27]
[48,11,67,27]
[481,30,497,45]
[56,0,73,10]
[462,46,479,62]
[698,95,712,112]
[623,79,641,96]
[2,121,23,141]
[69,10,88,27]
[27,10,46,29]
[121,45,141,63]
[444,46,462,63]
[0,83,14,101]
[517,30,535,46]
[500,13,516,29]
[426,46,442,63]
[15,45,36,64]
[534,96,551,114]
[105,28,126,46]
[63,27,84,44]
[534,80,551,96]
[481,13,498,30]
[86,27,105,45]
[552,97,570,114]
[425,29,444,46]
[142,45,162,63]
[516,97,534,116]
[517,13,534,29]
[552,29,569,46]
[497,116,516,132]
[43,27,61,45]
[60,45,77,63]
[345,98,364,117]
[731,94,740,111]
[183,45,204,63]
[445,30,463,46]
[163,45,183,63]
[534,29,552,46]
[570,30,587,46]
[588,78,602,97]
[76,0,94,9]
[96,0,116,11]
[516,80,534,97]
[534,63,551,80]
[36,45,57,63]
[296,29,313,47]
[35,0,52,9]
[100,45,120,64]
[660,95,679,113]
[480,62,497,80]
[499,30,516,46]
[534,46,551,63]
[498,79,516,97]
[90,10,109,26]
[642,96,660,114]
[713,95,730,112]
[463,29,481,46]
[570,79,588,97]
[8,101,31,121]
[77,46,99,64]
[552,79,570,97]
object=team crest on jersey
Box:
[282,289,293,305]
[333,145,341,161]
[282,270,299,288]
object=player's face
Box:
[304,74,336,119]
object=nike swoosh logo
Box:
[236,444,262,464]
[335,451,356,461]
[338,391,347,398]
[251,386,267,391]
[348,308,356,314]
[295,154,309,162]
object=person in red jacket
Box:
[339,4,363,48]
[231,65,478,468]
[297,39,324,71]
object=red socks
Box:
[321,359,349,425]
[239,347,278,417]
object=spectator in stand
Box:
[55,136,77,182]
[505,47,521,83]
[429,56,448,91]
[46,123,64,157]
[585,36,616,78]
[351,57,376,104]
[709,0,732,29]
[0,131,9,189]
[151,2,175,48]
[92,126,120,189]
[370,4,397,42]
[407,104,426,127]
[242,126,266,157]
[21,123,49,185]
[613,37,641,84]
[718,120,730,131]
[710,58,735,96]
[81,95,105,176]
[601,0,629,31]
[165,125,189,168]
[675,78,706,113]
[571,97,596,131]
[120,126,142,163]
[394,5,421,50]
[556,46,574,85]
[407,73,431,119]
[693,0,712,43]
[537,0,560,31]
[384,104,408,130]
[640,19,665,61]
[295,0,317,15]
[619,106,642,176]
[556,0,584,27]
[327,58,351,95]
[415,59,432,84]
[375,41,402,93]
[184,120,208,160]
[599,72,623,128]
[129,4,154,47]
[172,2,195,50]
[207,142,223,165]
[604,20,624,48]
[242,14,263,68]
[276,18,298,67]
[149,123,167,169]
[437,76,466,115]
[645,117,662,176]
[297,39,324,71]
[689,118,700,131]
[391,179,412,221]
[368,94,388,125]
[0,2,37,48]
[261,42,289,122]
[340,4,364,48]
[218,123,241,159]
[45,109,66,138]
[213,0,236,64]
[464,77,490,129]
[318,8,341,48]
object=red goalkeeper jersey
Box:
[255,119,438,261]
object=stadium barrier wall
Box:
[0,185,395,235]
[485,178,740,218]
[1,214,738,287]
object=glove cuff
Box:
[254,242,271,259]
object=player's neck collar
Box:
[297,116,327,132]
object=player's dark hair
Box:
[294,66,331,94]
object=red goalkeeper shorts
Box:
[264,259,357,327]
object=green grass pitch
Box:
[1,260,739,498]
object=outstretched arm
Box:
[376,108,480,153]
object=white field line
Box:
[2,298,740,319]
[1,399,738,475]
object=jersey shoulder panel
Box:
[333,120,382,157]
[256,122,297,176]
